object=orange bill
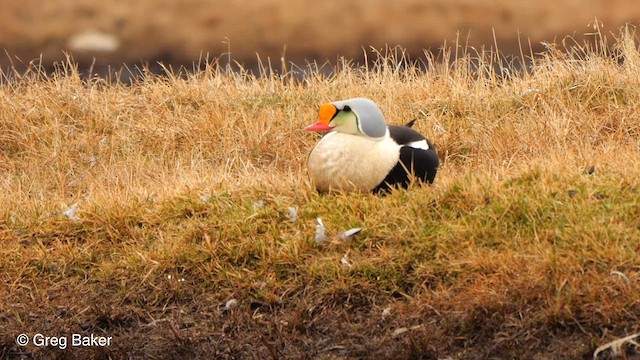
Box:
[306,103,337,131]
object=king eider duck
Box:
[306,97,439,193]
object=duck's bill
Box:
[305,121,334,131]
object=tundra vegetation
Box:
[1,27,640,359]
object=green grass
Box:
[2,28,640,359]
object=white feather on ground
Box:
[63,203,80,222]
[315,217,328,244]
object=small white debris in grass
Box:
[287,207,298,223]
[199,194,212,203]
[253,200,265,209]
[339,228,362,241]
[88,154,97,168]
[382,307,392,318]
[611,270,631,284]
[392,327,408,337]
[392,325,422,337]
[224,299,238,311]
[593,333,640,360]
[166,274,185,282]
[520,88,540,96]
[340,253,352,267]
[63,203,80,222]
[314,217,328,244]
[433,121,446,134]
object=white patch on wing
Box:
[405,140,429,150]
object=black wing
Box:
[387,124,426,145]
[373,125,439,194]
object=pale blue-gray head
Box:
[306,97,387,139]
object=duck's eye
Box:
[342,105,352,112]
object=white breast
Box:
[307,130,401,192]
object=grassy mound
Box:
[1,28,640,359]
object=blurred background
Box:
[2,0,639,75]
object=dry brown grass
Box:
[1,27,640,359]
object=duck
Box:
[306,97,439,193]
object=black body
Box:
[372,124,440,194]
